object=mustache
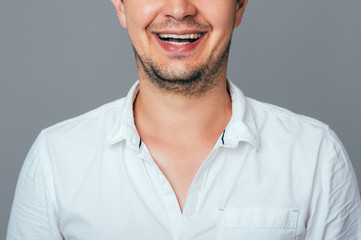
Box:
[147,18,211,31]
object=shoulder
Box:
[243,96,348,167]
[248,97,328,130]
[245,96,354,173]
[246,97,330,140]
[40,97,127,145]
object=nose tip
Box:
[162,0,197,21]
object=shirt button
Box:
[157,174,166,185]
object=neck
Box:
[134,77,232,142]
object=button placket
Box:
[182,146,222,239]
[136,145,182,238]
[147,162,182,238]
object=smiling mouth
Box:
[156,33,203,46]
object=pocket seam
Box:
[219,208,299,229]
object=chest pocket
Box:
[217,208,300,240]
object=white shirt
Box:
[7,80,361,240]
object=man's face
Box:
[112,0,247,96]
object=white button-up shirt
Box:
[7,81,361,240]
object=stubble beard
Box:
[133,40,231,97]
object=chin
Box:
[160,68,197,80]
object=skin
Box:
[111,0,247,213]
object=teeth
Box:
[163,41,191,46]
[158,33,202,39]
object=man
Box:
[7,0,361,239]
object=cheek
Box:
[199,2,236,31]
[126,1,162,30]
[125,4,159,48]
[127,3,164,48]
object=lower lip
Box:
[153,34,205,54]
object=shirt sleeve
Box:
[7,132,63,240]
[305,128,361,239]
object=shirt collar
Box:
[224,80,259,149]
[104,81,141,148]
[104,80,259,150]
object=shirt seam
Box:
[247,97,329,130]
[323,129,361,207]
[315,127,360,229]
[43,99,124,133]
[38,131,62,239]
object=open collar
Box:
[104,80,259,150]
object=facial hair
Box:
[133,19,232,97]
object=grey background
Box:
[1,0,360,238]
